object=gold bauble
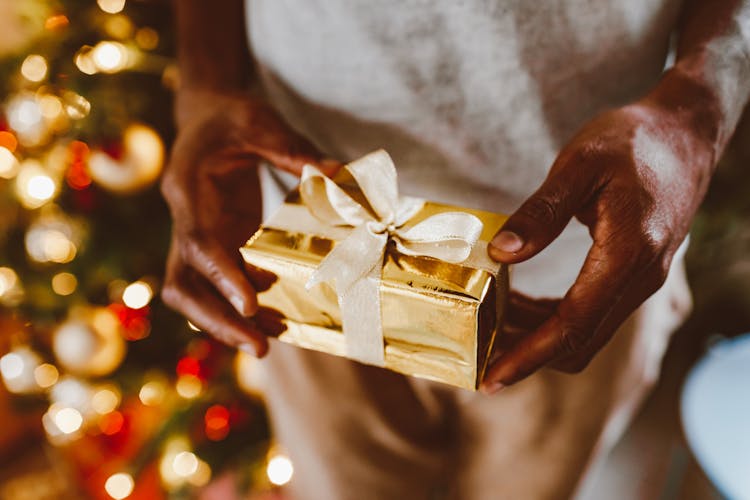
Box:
[52,307,126,377]
[87,123,164,193]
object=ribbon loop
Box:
[300,150,484,366]
[394,212,483,263]
[300,166,373,226]
[346,150,400,224]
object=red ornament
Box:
[204,404,231,441]
[0,131,17,152]
[66,141,93,190]
[99,411,125,436]
[109,303,151,341]
[176,356,201,378]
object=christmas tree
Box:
[0,1,286,498]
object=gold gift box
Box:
[240,171,509,391]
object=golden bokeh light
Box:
[92,386,121,415]
[52,272,78,295]
[267,454,294,486]
[53,310,126,377]
[92,41,128,73]
[63,91,91,119]
[6,93,43,138]
[187,460,212,487]
[74,47,97,75]
[53,407,83,434]
[27,174,56,201]
[0,268,19,299]
[0,352,24,380]
[0,348,42,394]
[175,374,202,399]
[21,55,48,82]
[39,94,64,119]
[159,437,196,489]
[139,378,166,406]
[97,0,127,14]
[122,281,153,309]
[105,15,134,39]
[135,27,159,50]
[104,472,134,500]
[16,160,57,209]
[26,226,76,264]
[34,363,59,388]
[172,451,199,478]
[0,147,19,179]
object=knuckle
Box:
[202,255,226,284]
[159,171,174,196]
[557,325,589,355]
[554,356,592,375]
[182,232,209,262]
[646,262,670,294]
[210,328,236,348]
[564,356,593,374]
[629,226,669,267]
[159,169,184,205]
[655,261,670,284]
[520,195,559,226]
[160,283,182,309]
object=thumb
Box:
[489,172,587,264]
[263,148,342,179]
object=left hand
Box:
[481,69,720,393]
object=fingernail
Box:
[480,381,505,395]
[491,231,524,253]
[238,343,257,357]
[230,294,248,316]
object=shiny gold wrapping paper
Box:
[240,176,509,390]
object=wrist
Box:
[646,64,726,159]
[174,88,252,130]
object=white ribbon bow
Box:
[300,150,484,366]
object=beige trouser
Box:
[259,257,691,500]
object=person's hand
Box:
[161,90,339,357]
[481,70,721,393]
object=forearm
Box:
[173,0,252,126]
[670,0,750,151]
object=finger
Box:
[481,234,644,393]
[488,160,600,265]
[244,263,279,293]
[506,292,561,331]
[496,293,561,351]
[267,151,342,178]
[183,236,258,317]
[254,306,287,338]
[234,114,342,178]
[162,264,268,357]
[495,325,531,351]
[551,260,667,373]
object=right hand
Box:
[161,90,340,356]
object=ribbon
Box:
[300,150,483,366]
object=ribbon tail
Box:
[340,265,386,366]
